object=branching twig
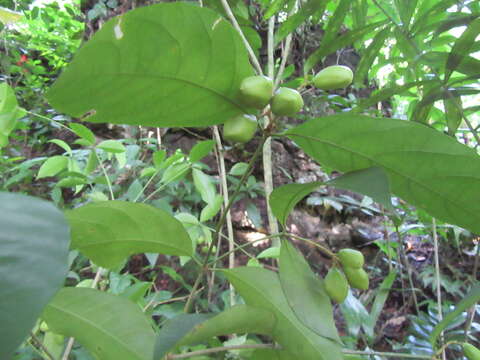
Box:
[166,343,278,359]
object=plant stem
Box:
[287,232,336,259]
[464,238,480,338]
[29,332,56,360]
[342,349,432,359]
[432,218,446,360]
[219,0,263,75]
[94,150,115,200]
[183,135,268,313]
[213,126,236,306]
[396,226,420,314]
[166,343,278,359]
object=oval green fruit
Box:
[344,267,369,290]
[313,65,353,90]
[338,248,364,268]
[223,114,257,143]
[239,75,273,109]
[463,343,480,360]
[270,87,304,116]
[324,267,349,303]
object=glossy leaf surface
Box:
[286,114,480,233]
[43,287,155,360]
[65,201,193,269]
[47,2,253,128]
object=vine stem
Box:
[432,218,446,360]
[212,126,236,306]
[219,0,263,75]
[342,349,432,359]
[263,15,280,246]
[396,226,420,314]
[29,332,56,360]
[166,343,278,359]
[183,135,268,313]
[287,232,336,259]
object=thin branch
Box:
[220,0,263,75]
[166,343,278,359]
[342,349,432,359]
[213,126,236,306]
[29,332,56,360]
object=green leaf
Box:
[200,194,223,222]
[229,162,249,176]
[193,168,217,205]
[430,282,480,347]
[0,82,25,142]
[445,17,480,81]
[37,155,69,179]
[274,0,326,45]
[339,291,369,338]
[69,123,96,146]
[443,95,463,136]
[154,313,213,360]
[225,267,343,360]
[303,0,350,72]
[279,240,341,343]
[0,192,69,359]
[353,26,391,86]
[47,2,253,128]
[97,139,126,154]
[420,52,480,78]
[363,270,397,341]
[269,181,323,227]
[306,20,388,73]
[49,139,72,155]
[178,305,276,348]
[65,201,193,269]
[328,167,393,211]
[42,287,155,360]
[264,0,295,20]
[286,114,480,234]
[189,140,215,163]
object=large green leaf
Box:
[0,192,70,359]
[42,287,155,360]
[0,82,26,147]
[285,114,480,234]
[225,267,343,360]
[47,2,253,128]
[269,181,323,227]
[65,201,193,269]
[279,240,341,343]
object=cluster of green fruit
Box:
[464,343,480,360]
[223,65,353,144]
[324,248,368,303]
[223,75,303,143]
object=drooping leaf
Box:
[97,139,126,154]
[178,305,276,347]
[0,192,70,359]
[445,17,480,81]
[279,240,341,343]
[328,167,393,211]
[430,282,480,347]
[189,140,215,163]
[42,287,155,360]
[69,123,96,146]
[47,2,253,128]
[192,168,217,205]
[200,194,223,222]
[339,291,369,338]
[37,155,69,179]
[65,200,193,269]
[269,181,323,227]
[154,313,213,360]
[286,114,480,234]
[443,95,463,136]
[0,82,25,146]
[225,267,343,360]
[307,21,388,73]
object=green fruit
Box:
[338,248,364,268]
[344,267,369,290]
[239,75,273,109]
[223,114,257,143]
[270,87,304,116]
[324,267,349,303]
[313,65,353,90]
[463,343,480,360]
